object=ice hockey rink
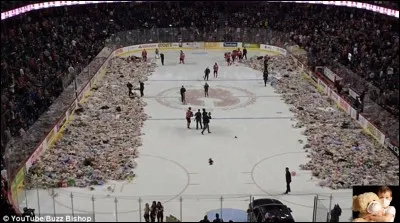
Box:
[21,50,352,222]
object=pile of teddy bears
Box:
[244,55,399,189]
[26,57,155,189]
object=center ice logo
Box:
[156,85,256,110]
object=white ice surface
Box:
[20,50,352,222]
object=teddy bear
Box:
[352,192,384,222]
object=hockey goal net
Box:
[191,42,207,54]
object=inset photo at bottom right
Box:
[352,185,398,222]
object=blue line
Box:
[148,79,261,82]
[147,117,293,121]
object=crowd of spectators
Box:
[1,1,399,214]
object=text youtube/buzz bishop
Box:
[3,214,93,222]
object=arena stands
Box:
[1,1,399,214]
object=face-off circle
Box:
[155,85,257,110]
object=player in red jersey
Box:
[179,50,185,64]
[186,107,193,129]
[213,62,219,78]
[142,49,147,62]
[238,50,243,62]
[225,52,231,66]
[232,49,237,63]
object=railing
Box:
[12,188,350,222]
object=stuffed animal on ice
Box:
[352,192,384,222]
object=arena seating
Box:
[1,1,399,214]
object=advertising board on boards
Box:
[320,81,329,95]
[205,42,219,48]
[243,43,259,48]
[260,44,287,55]
[114,48,124,56]
[223,42,238,47]
[338,97,350,113]
[45,127,56,147]
[384,138,399,156]
[330,91,340,103]
[366,122,384,144]
[158,43,172,48]
[138,43,158,49]
[183,42,199,48]
[57,114,67,131]
[11,167,25,202]
[25,142,44,172]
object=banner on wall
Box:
[223,42,238,47]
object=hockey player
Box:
[204,82,209,97]
[263,57,269,86]
[264,56,269,71]
[160,53,165,65]
[186,107,193,129]
[243,47,247,60]
[202,108,207,122]
[142,49,147,62]
[195,109,203,130]
[204,67,210,81]
[127,82,134,97]
[155,48,160,59]
[179,50,185,64]
[213,63,218,78]
[180,85,186,104]
[139,81,145,97]
[201,111,212,135]
[263,70,269,87]
[238,50,243,62]
[231,49,237,63]
[225,52,231,66]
